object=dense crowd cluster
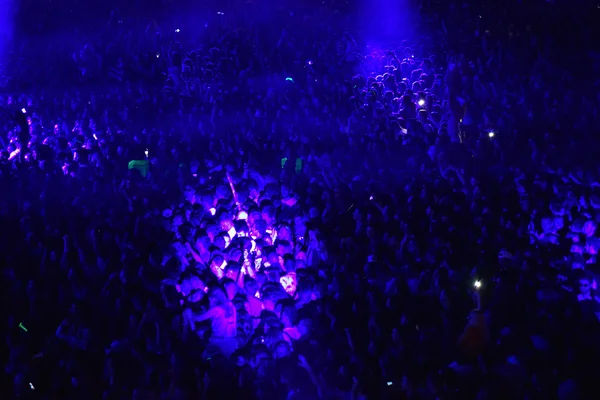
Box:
[2,1,600,399]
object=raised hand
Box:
[297,354,311,371]
[498,249,513,260]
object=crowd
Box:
[2,1,600,399]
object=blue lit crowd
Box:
[2,1,600,399]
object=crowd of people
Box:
[2,0,600,399]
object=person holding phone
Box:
[456,280,488,365]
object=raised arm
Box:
[184,306,220,330]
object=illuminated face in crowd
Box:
[275,342,291,359]
[220,217,234,232]
[579,279,591,296]
[280,273,297,296]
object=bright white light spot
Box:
[418,99,425,106]
[488,132,495,138]
[175,29,180,33]
[209,207,217,216]
[228,227,237,240]
[474,280,482,289]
